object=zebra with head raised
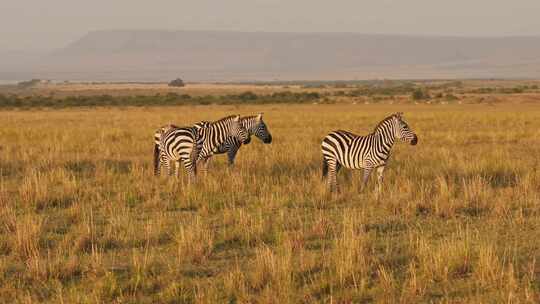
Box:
[156,116,249,182]
[321,112,418,194]
[198,113,272,170]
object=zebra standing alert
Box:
[155,115,249,182]
[321,112,418,193]
[199,113,272,170]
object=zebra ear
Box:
[257,113,263,121]
[233,115,240,122]
[395,112,404,119]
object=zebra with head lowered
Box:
[153,121,210,177]
[198,113,272,171]
[321,112,418,194]
[153,123,179,176]
[155,116,249,182]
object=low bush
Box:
[0,91,322,108]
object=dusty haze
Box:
[2,1,540,81]
[3,0,540,51]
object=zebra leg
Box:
[198,156,211,176]
[227,147,239,166]
[174,161,181,179]
[188,167,196,184]
[156,159,161,176]
[360,168,372,192]
[184,160,196,184]
[154,144,161,176]
[155,157,161,176]
[165,158,174,176]
[326,159,339,193]
[375,166,385,197]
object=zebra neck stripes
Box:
[321,113,418,193]
[209,115,272,165]
[243,114,272,144]
[372,121,398,160]
[241,116,260,136]
[196,115,249,161]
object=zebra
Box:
[194,115,251,170]
[154,124,201,182]
[198,113,272,171]
[153,123,179,176]
[153,121,209,176]
[321,112,418,194]
[155,116,249,182]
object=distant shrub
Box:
[445,94,459,101]
[446,81,463,88]
[333,83,349,89]
[412,89,430,100]
[166,92,179,100]
[470,86,527,94]
[372,96,383,103]
[499,87,524,94]
[303,84,326,89]
[0,90,321,108]
[472,87,495,94]
[168,78,185,87]
[347,84,417,97]
[17,79,41,89]
[238,91,258,101]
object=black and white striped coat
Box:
[154,115,249,181]
[153,122,210,177]
[154,124,201,182]
[321,112,418,193]
[202,114,272,167]
[153,123,179,176]
[194,115,251,168]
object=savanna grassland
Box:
[1,82,540,303]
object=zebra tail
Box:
[153,142,160,176]
[322,158,328,179]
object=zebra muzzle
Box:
[410,135,418,145]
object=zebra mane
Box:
[212,115,239,124]
[240,115,259,123]
[372,113,400,132]
[193,121,211,129]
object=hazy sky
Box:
[2,0,540,51]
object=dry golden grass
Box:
[1,103,540,303]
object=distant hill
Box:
[2,30,540,81]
